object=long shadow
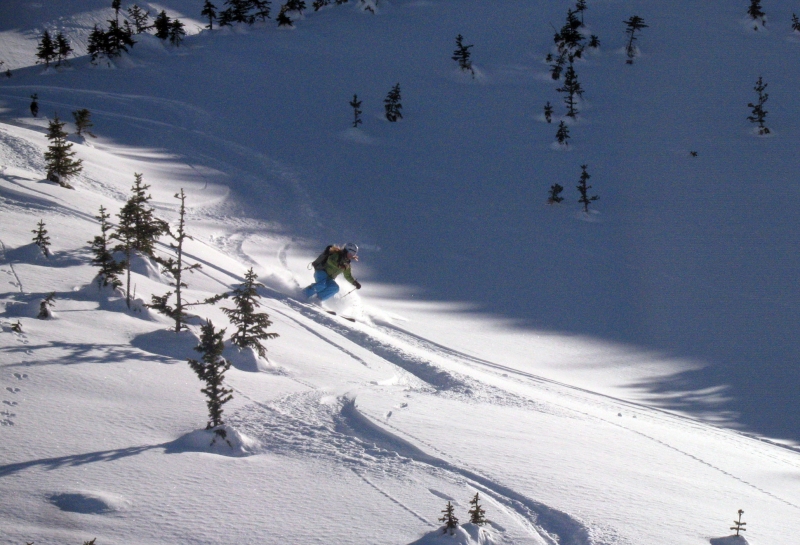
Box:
[0,443,165,478]
[0,340,175,367]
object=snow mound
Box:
[48,491,128,514]
[222,344,271,373]
[408,524,498,545]
[130,328,200,363]
[710,536,749,545]
[168,425,258,457]
[127,254,165,281]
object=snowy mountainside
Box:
[2,1,800,544]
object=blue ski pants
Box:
[304,270,340,301]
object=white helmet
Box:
[344,242,358,256]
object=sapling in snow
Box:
[556,120,570,146]
[793,13,800,32]
[72,109,95,138]
[32,219,51,257]
[222,267,279,357]
[128,5,152,33]
[35,30,56,68]
[276,9,293,27]
[556,64,583,118]
[252,0,272,21]
[544,101,553,123]
[452,34,475,77]
[153,11,171,39]
[730,509,747,536]
[38,292,56,319]
[577,164,598,213]
[468,492,487,525]
[747,76,770,135]
[187,320,234,445]
[202,1,218,29]
[548,183,565,204]
[439,501,459,534]
[168,19,186,46]
[349,94,363,128]
[623,15,648,64]
[384,83,403,122]
[89,205,124,289]
[748,0,766,26]
[55,32,73,67]
[44,114,82,187]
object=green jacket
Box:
[324,251,357,285]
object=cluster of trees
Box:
[547,164,598,213]
[347,83,402,126]
[438,493,488,535]
[35,30,73,68]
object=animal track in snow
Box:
[5,387,20,394]
[13,373,28,380]
[3,400,18,406]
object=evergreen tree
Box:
[544,101,553,123]
[38,292,56,319]
[556,64,583,118]
[546,52,565,80]
[548,183,564,204]
[202,0,218,29]
[72,108,95,138]
[120,173,167,257]
[438,501,459,534]
[556,120,570,146]
[588,34,600,48]
[153,11,172,39]
[276,9,293,27]
[35,30,57,67]
[32,219,51,257]
[283,0,306,15]
[253,0,272,21]
[55,32,73,66]
[187,320,234,444]
[89,205,124,289]
[575,0,587,25]
[468,492,487,525]
[623,15,648,64]
[44,115,82,188]
[112,200,136,309]
[87,25,106,63]
[748,0,765,23]
[222,268,279,357]
[105,18,136,57]
[793,13,800,32]
[168,19,186,46]
[128,5,152,33]
[577,164,598,213]
[730,509,747,536]
[349,94,363,128]
[30,94,39,117]
[452,34,474,77]
[219,0,254,25]
[149,189,201,332]
[112,0,122,23]
[747,76,770,135]
[313,0,330,10]
[384,83,402,122]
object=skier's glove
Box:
[354,281,362,290]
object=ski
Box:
[325,310,356,322]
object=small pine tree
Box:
[128,5,152,33]
[55,32,73,66]
[349,94,363,128]
[44,115,83,188]
[577,164,598,213]
[253,0,272,21]
[384,83,402,122]
[88,205,124,289]
[748,0,765,23]
[556,64,583,118]
[589,34,600,48]
[313,0,330,10]
[623,15,648,64]
[30,94,39,117]
[468,492,487,525]
[149,189,201,332]
[452,34,474,77]
[168,19,186,46]
[87,25,106,64]
[730,509,747,536]
[72,109,95,138]
[547,52,566,80]
[202,0,219,29]
[35,30,57,68]
[575,0,587,25]
[187,320,234,444]
[544,101,553,123]
[105,18,136,57]
[222,268,279,357]
[38,292,56,319]
[283,0,307,15]
[747,76,770,135]
[556,120,570,146]
[124,173,167,257]
[439,501,459,534]
[112,0,122,22]
[276,9,293,27]
[153,11,172,39]
[548,183,564,204]
[793,14,800,32]
[32,219,51,257]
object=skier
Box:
[304,242,362,302]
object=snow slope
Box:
[1,1,799,544]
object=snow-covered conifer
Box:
[32,219,51,257]
[202,1,218,29]
[72,109,95,138]
[168,19,186,46]
[89,205,124,289]
[127,173,167,257]
[35,30,56,67]
[468,492,487,525]
[153,11,172,39]
[44,115,82,188]
[222,268,279,357]
[548,183,564,204]
[188,320,234,444]
[128,5,152,33]
[577,164,598,213]
[544,101,553,123]
[556,120,570,146]
[384,83,402,122]
[149,189,201,332]
[623,15,648,64]
[452,34,474,77]
[747,76,770,135]
[38,292,56,319]
[438,501,459,534]
[349,94,362,128]
[29,94,39,117]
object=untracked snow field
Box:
[2,1,800,544]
